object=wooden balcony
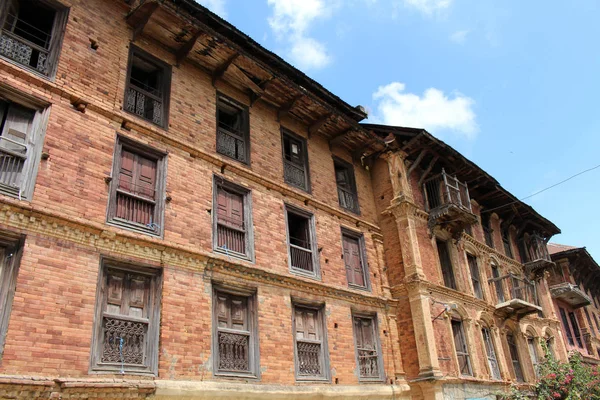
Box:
[549,282,591,309]
[488,273,542,318]
[522,233,555,274]
[423,169,477,235]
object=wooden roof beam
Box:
[176,30,205,66]
[407,150,428,177]
[277,95,303,121]
[126,0,160,41]
[308,113,332,137]
[418,156,439,186]
[212,53,239,86]
[329,127,358,148]
[250,78,275,106]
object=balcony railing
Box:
[337,186,359,214]
[522,233,554,274]
[488,273,541,317]
[125,84,163,126]
[284,160,307,191]
[0,137,27,195]
[0,13,52,75]
[217,126,246,162]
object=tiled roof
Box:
[548,242,580,255]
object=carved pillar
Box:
[372,233,392,298]
[537,271,556,319]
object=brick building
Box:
[0,0,583,399]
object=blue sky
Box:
[198,0,600,259]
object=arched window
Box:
[506,332,524,382]
[451,318,472,376]
[481,326,501,380]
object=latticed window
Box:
[343,231,368,289]
[467,254,482,299]
[124,47,171,128]
[293,305,329,381]
[482,327,501,380]
[91,261,161,375]
[334,158,359,214]
[0,232,24,360]
[216,95,249,164]
[107,137,166,236]
[451,319,472,376]
[286,206,318,277]
[353,315,383,381]
[0,0,67,77]
[282,130,310,192]
[507,333,524,382]
[213,288,258,377]
[437,240,456,290]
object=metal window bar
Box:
[482,328,501,380]
[0,137,26,191]
[423,168,472,212]
[4,12,53,49]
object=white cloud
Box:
[267,0,334,70]
[196,0,227,18]
[402,0,452,15]
[372,82,478,139]
[450,29,469,44]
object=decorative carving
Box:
[101,316,147,365]
[217,129,245,162]
[218,331,249,371]
[297,342,321,375]
[283,162,306,190]
[0,33,49,74]
[358,349,379,378]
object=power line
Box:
[481,162,600,215]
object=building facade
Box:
[0,0,587,399]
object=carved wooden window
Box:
[107,136,166,237]
[124,47,171,128]
[282,130,310,192]
[0,233,23,360]
[491,264,505,303]
[559,307,574,346]
[216,94,249,164]
[293,304,329,381]
[467,254,482,299]
[213,177,253,261]
[527,337,540,378]
[285,205,319,278]
[342,230,369,290]
[91,260,161,375]
[502,228,513,258]
[482,214,494,248]
[333,157,359,214]
[482,327,501,380]
[568,311,583,348]
[437,239,456,290]
[451,319,472,376]
[353,315,384,382]
[0,0,68,78]
[506,333,524,382]
[212,287,259,378]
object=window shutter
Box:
[127,275,149,318]
[1,104,32,149]
[217,294,229,328]
[230,297,247,330]
[118,150,135,193]
[105,271,124,315]
[137,156,156,199]
[343,236,365,287]
[229,191,244,229]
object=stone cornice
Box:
[384,196,429,221]
[0,60,381,235]
[0,200,393,309]
[461,233,523,271]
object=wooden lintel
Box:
[418,156,439,186]
[308,113,332,137]
[277,95,303,121]
[250,78,275,107]
[176,30,204,65]
[212,53,239,86]
[407,150,427,177]
[126,1,160,41]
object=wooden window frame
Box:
[106,135,167,237]
[481,327,501,380]
[559,307,574,346]
[291,300,330,382]
[584,308,596,338]
[0,0,69,79]
[506,332,524,382]
[284,203,319,279]
[568,310,583,348]
[481,214,494,249]
[216,93,250,165]
[89,256,162,375]
[341,227,370,291]
[527,336,540,378]
[451,318,473,377]
[281,129,310,192]
[333,156,360,215]
[123,45,171,129]
[351,312,385,382]
[212,175,254,262]
[0,231,24,360]
[502,228,514,258]
[466,253,483,299]
[436,239,457,290]
[211,283,260,379]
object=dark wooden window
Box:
[124,47,171,128]
[342,230,369,290]
[491,264,505,303]
[506,333,524,382]
[213,177,253,261]
[0,0,67,77]
[568,311,583,348]
[282,130,310,192]
[594,313,600,333]
[353,315,384,382]
[585,308,596,338]
[216,94,249,164]
[559,307,574,346]
[90,259,162,375]
[212,286,259,378]
[0,232,24,360]
[502,228,513,258]
[293,304,329,381]
[285,205,319,277]
[107,137,166,236]
[467,254,482,299]
[482,214,494,248]
[451,319,472,376]
[333,158,359,214]
[527,337,540,378]
[437,240,456,290]
[482,327,501,380]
